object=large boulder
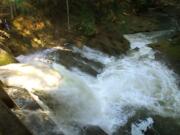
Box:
[2,85,64,135]
[0,100,33,135]
[82,125,108,135]
[114,109,180,135]
[87,32,130,56]
[41,46,104,76]
[0,81,17,108]
[149,32,180,75]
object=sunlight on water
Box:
[0,30,179,135]
[0,63,62,91]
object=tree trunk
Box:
[66,0,70,31]
[10,3,14,19]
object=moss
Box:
[150,35,180,75]
[151,40,180,61]
[78,21,96,36]
[71,1,96,36]
[77,11,96,36]
[0,49,17,66]
[163,44,180,61]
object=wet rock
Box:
[4,86,41,110]
[48,48,104,76]
[113,108,180,135]
[14,110,64,135]
[82,125,108,135]
[0,81,17,108]
[0,100,32,135]
[1,81,64,135]
[133,47,140,51]
[32,90,59,111]
[87,32,130,56]
[113,108,149,135]
[149,32,180,76]
[151,115,180,135]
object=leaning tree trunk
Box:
[66,0,70,31]
[10,3,16,19]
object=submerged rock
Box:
[17,45,104,76]
[48,47,104,76]
[82,125,108,135]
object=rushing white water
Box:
[0,63,62,90]
[0,31,180,135]
[131,118,154,135]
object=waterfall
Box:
[0,31,179,135]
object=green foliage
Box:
[0,49,16,66]
[74,2,96,36]
[78,16,96,36]
[130,0,158,12]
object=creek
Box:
[1,31,180,135]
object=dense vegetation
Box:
[0,0,180,65]
[2,0,180,35]
[21,0,180,35]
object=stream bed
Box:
[0,31,180,135]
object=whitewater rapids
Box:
[0,31,179,135]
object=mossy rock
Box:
[87,32,130,56]
[114,108,180,135]
[149,33,180,75]
[0,48,17,66]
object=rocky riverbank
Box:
[150,32,180,76]
[1,0,180,60]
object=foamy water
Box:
[0,31,179,135]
